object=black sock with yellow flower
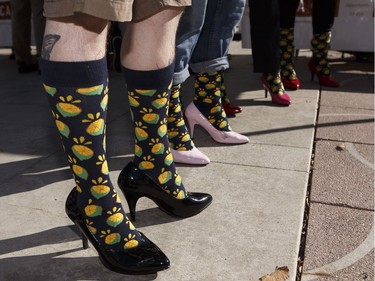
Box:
[40,58,142,250]
[123,63,187,199]
[220,72,231,104]
[264,72,286,95]
[280,28,298,81]
[167,84,195,151]
[311,31,332,77]
[193,71,231,131]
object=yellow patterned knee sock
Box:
[167,84,195,151]
[194,71,231,131]
[123,63,187,199]
[41,58,142,250]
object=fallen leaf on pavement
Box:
[259,266,289,281]
[336,143,346,150]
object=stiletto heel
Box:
[65,187,170,274]
[80,231,89,249]
[186,116,197,139]
[264,88,268,98]
[308,59,339,87]
[124,190,142,221]
[118,162,213,219]
[261,74,291,106]
[184,102,249,144]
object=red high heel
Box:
[308,59,339,88]
[281,77,300,91]
[222,101,242,115]
[261,74,291,106]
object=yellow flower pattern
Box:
[193,72,231,132]
[265,72,286,96]
[44,78,141,250]
[280,28,298,81]
[167,84,195,151]
[128,80,187,199]
[311,32,332,76]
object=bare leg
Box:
[41,13,108,62]
[121,8,183,70]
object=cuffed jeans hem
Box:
[189,57,229,74]
[173,66,190,84]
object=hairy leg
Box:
[41,13,108,62]
[121,8,184,70]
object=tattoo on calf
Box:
[41,34,61,60]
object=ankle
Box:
[193,72,231,132]
[263,72,285,95]
[168,84,195,151]
[280,66,297,80]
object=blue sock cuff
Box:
[40,57,108,87]
[122,62,174,90]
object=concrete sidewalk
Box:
[0,42,373,281]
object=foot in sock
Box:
[123,63,189,199]
[41,58,143,250]
[261,72,291,106]
[279,28,300,90]
[167,84,210,165]
[184,71,249,144]
[193,71,231,131]
[220,72,242,115]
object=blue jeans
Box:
[173,0,246,84]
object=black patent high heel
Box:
[65,187,170,275]
[117,162,213,221]
[81,232,89,249]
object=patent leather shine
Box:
[117,162,213,221]
[281,77,300,90]
[308,59,339,88]
[222,101,242,115]
[184,102,249,144]
[65,188,170,274]
[261,74,291,106]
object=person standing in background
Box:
[279,0,339,89]
[169,0,249,165]
[10,0,45,73]
[249,0,292,106]
[249,0,338,104]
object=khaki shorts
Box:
[44,0,191,22]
